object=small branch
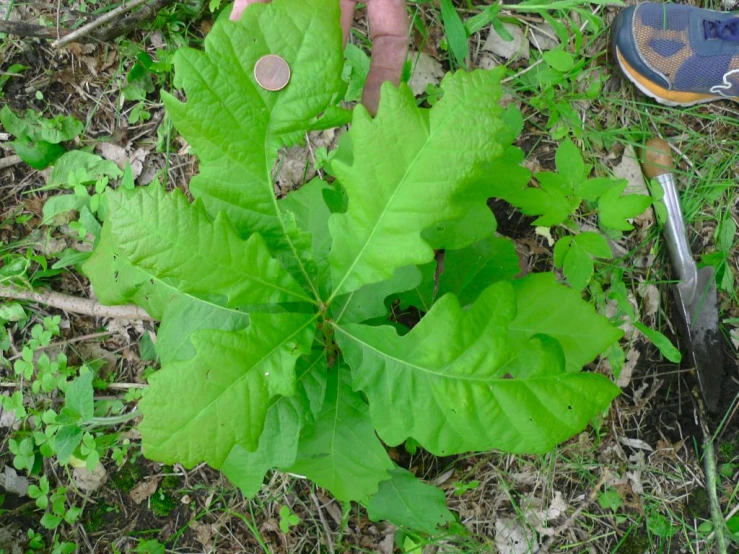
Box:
[1,0,175,46]
[51,0,151,48]
[0,155,22,170]
[0,285,154,321]
[107,382,146,391]
[310,492,335,554]
[7,331,113,362]
[0,20,66,40]
[93,0,176,43]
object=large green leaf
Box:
[139,312,317,467]
[328,69,507,297]
[367,468,454,534]
[84,216,257,349]
[221,350,327,497]
[163,0,344,274]
[509,273,623,372]
[103,185,312,308]
[287,367,394,502]
[336,281,619,455]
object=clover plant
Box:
[84,0,622,533]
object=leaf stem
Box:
[87,409,141,428]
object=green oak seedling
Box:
[84,0,623,535]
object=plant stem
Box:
[88,409,141,428]
[698,395,728,554]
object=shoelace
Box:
[704,18,739,42]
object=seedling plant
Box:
[1,305,140,549]
[78,0,648,535]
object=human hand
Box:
[231,0,408,114]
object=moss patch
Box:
[160,466,180,491]
[110,461,143,493]
[686,488,709,519]
[83,502,115,533]
[150,488,176,518]
[718,437,739,462]
[620,531,650,554]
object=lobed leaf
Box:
[139,312,316,467]
[328,69,507,297]
[221,350,327,497]
[337,281,619,455]
[163,0,344,289]
[83,223,176,319]
[509,273,622,372]
[102,185,312,308]
[438,235,521,306]
[332,265,422,324]
[396,261,436,313]
[155,296,250,366]
[287,367,394,502]
[278,178,334,293]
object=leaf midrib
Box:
[114,194,313,304]
[335,324,570,384]
[330,97,459,300]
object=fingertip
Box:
[340,0,357,45]
[230,0,269,21]
[361,74,386,116]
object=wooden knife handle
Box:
[642,138,673,178]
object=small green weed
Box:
[0,106,82,169]
[279,504,300,534]
[452,479,481,496]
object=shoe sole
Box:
[615,47,739,107]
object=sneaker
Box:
[610,2,739,106]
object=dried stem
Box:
[0,285,154,321]
[51,0,150,48]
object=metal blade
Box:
[671,266,724,413]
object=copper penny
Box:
[254,54,291,92]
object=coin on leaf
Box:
[254,54,291,91]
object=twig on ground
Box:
[7,331,113,362]
[51,0,150,48]
[107,382,146,391]
[1,0,175,46]
[0,285,154,321]
[93,0,176,43]
[0,20,65,40]
[310,492,335,554]
[0,155,22,170]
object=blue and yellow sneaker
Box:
[611,2,739,106]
